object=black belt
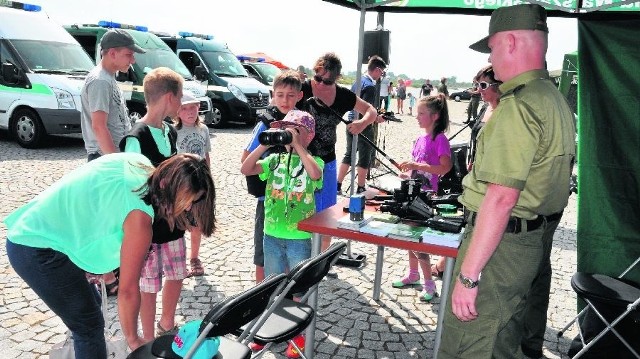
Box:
[466,211,563,234]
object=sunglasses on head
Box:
[313,74,335,86]
[477,81,497,90]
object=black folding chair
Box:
[237,242,347,359]
[557,255,640,358]
[128,273,288,359]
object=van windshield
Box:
[12,40,94,74]
[201,51,249,78]
[135,48,193,79]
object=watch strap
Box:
[458,272,479,289]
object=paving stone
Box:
[0,100,580,358]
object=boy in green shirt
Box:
[240,109,323,358]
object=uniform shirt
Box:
[259,152,324,239]
[81,64,130,154]
[176,123,211,158]
[460,69,576,219]
[4,153,154,274]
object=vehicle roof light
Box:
[98,20,148,32]
[0,1,41,11]
[178,31,213,40]
[237,55,265,63]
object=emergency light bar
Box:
[98,20,148,32]
[0,1,41,11]
[237,55,265,63]
[178,31,214,40]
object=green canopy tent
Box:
[324,0,640,287]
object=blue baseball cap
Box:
[171,320,220,359]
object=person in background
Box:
[439,4,575,358]
[241,70,303,285]
[119,67,192,341]
[437,77,449,99]
[240,110,323,359]
[464,81,482,124]
[80,28,145,296]
[336,55,387,195]
[392,93,452,302]
[296,52,379,264]
[395,78,407,114]
[380,73,391,112]
[173,91,211,277]
[5,153,216,357]
[407,92,416,116]
[420,79,433,98]
[296,65,307,81]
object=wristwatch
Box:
[458,273,479,289]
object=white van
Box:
[0,2,95,148]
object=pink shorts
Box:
[139,238,187,293]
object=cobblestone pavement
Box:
[0,99,579,358]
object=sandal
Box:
[431,263,444,279]
[391,276,421,288]
[156,322,179,337]
[188,258,205,277]
[103,278,119,297]
[419,280,438,302]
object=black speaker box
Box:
[362,30,390,64]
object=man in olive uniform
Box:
[438,4,575,359]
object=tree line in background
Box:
[297,67,473,90]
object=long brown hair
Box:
[138,154,216,236]
[419,93,450,140]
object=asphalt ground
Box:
[0,98,579,358]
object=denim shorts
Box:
[140,238,187,293]
[263,234,311,277]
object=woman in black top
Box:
[296,52,378,252]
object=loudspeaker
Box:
[362,30,390,64]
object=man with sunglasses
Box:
[337,55,387,194]
[439,4,575,359]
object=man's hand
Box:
[451,280,479,321]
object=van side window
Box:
[0,41,23,86]
[179,51,198,73]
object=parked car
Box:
[242,62,281,87]
[449,88,473,102]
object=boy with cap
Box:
[81,28,145,161]
[80,28,146,295]
[439,4,575,359]
[240,109,323,358]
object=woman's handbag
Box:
[49,278,129,358]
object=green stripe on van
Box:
[0,83,54,95]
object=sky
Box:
[29,0,578,82]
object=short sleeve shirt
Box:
[412,133,451,193]
[176,124,211,158]
[81,64,130,154]
[459,70,576,219]
[4,153,154,274]
[124,123,173,156]
[297,81,357,162]
[259,153,324,239]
